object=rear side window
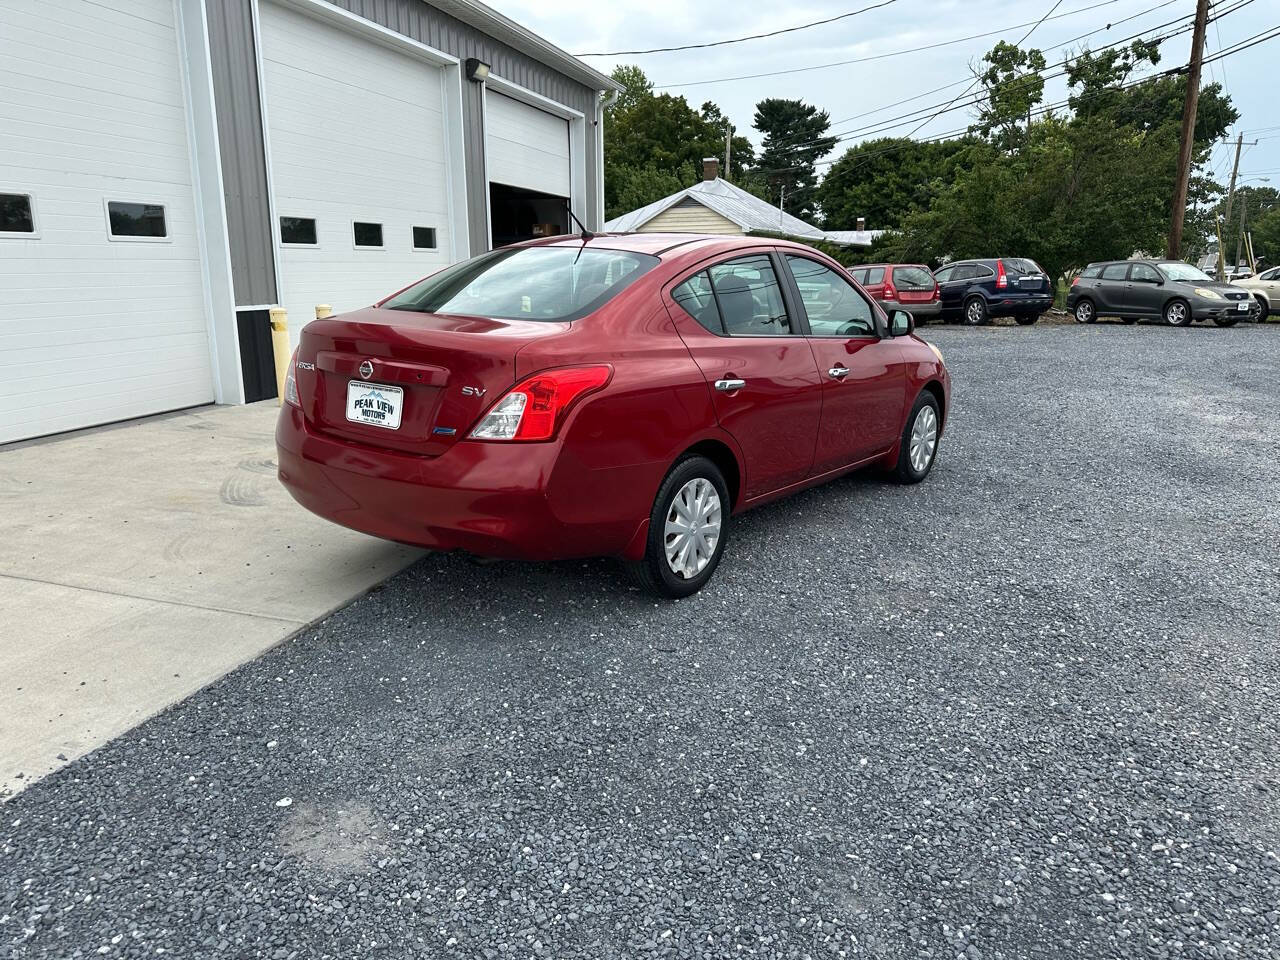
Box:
[1101,263,1129,280]
[893,266,933,289]
[864,267,885,284]
[672,271,722,334]
[1081,264,1103,278]
[383,246,658,322]
[707,255,791,336]
[1005,258,1042,276]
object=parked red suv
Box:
[847,263,941,323]
[277,234,950,597]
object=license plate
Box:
[346,381,403,430]
[1236,301,1249,312]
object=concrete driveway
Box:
[0,402,420,797]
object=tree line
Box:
[604,40,1274,284]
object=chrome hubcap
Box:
[664,477,722,580]
[1168,303,1187,324]
[966,301,983,323]
[1076,302,1092,322]
[909,406,938,473]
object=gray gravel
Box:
[4,323,1280,960]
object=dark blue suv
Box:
[934,258,1054,325]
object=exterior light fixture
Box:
[466,58,490,82]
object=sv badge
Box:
[461,386,487,397]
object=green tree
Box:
[753,98,837,220]
[1251,206,1280,264]
[972,41,1047,149]
[815,137,976,231]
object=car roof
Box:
[529,232,826,259]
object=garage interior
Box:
[489,184,570,247]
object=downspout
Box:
[596,88,618,230]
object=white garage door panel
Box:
[0,0,213,444]
[486,93,570,197]
[261,1,453,343]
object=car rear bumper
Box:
[885,299,940,317]
[275,405,644,560]
[989,295,1054,316]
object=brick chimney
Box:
[856,217,866,231]
[702,157,720,181]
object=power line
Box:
[653,0,1130,89]
[574,0,896,57]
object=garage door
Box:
[486,93,571,198]
[259,1,453,344]
[0,0,214,445]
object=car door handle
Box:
[714,378,746,392]
[828,365,850,380]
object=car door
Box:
[935,264,967,317]
[1124,262,1165,317]
[1261,266,1280,308]
[782,253,907,472]
[665,253,822,499]
[1096,262,1131,313]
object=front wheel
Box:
[628,455,729,599]
[893,392,941,484]
[1164,299,1193,327]
[963,297,988,326]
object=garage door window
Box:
[353,222,383,249]
[413,227,437,251]
[106,201,168,240]
[280,217,317,245]
[0,193,37,237]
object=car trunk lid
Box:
[891,266,937,303]
[294,307,566,456]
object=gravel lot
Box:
[4,324,1280,960]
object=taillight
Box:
[284,348,300,407]
[883,282,897,300]
[1071,275,1080,287]
[995,260,1008,289]
[470,365,612,441]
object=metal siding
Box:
[206,0,277,305]
[327,0,600,252]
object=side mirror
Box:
[888,309,914,337]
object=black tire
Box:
[627,454,730,599]
[892,391,942,484]
[1163,298,1193,327]
[962,296,988,326]
[1015,312,1040,326]
[1255,295,1270,322]
[1074,299,1096,324]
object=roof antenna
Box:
[565,202,593,264]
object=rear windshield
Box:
[383,245,659,321]
[893,266,933,289]
[1005,258,1043,276]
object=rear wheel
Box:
[893,392,941,484]
[1255,295,1270,321]
[628,455,729,599]
[1074,299,1096,324]
[963,296,988,326]
[1163,299,1193,327]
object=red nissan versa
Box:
[848,263,941,323]
[276,234,950,597]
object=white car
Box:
[1233,265,1280,320]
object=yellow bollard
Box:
[315,304,333,320]
[269,307,290,406]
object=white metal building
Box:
[0,0,617,444]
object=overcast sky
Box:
[490,0,1278,211]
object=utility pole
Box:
[724,123,732,182]
[1235,195,1249,275]
[1166,0,1211,260]
[1219,133,1246,279]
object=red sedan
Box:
[277,234,950,597]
